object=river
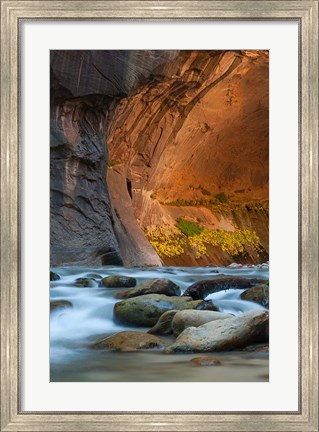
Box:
[50,264,269,382]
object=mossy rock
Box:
[148,310,178,335]
[101,275,136,288]
[240,284,269,308]
[74,277,96,288]
[113,294,211,327]
[90,331,167,352]
[50,300,72,312]
[116,278,181,299]
[50,271,60,281]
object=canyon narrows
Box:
[50,50,268,267]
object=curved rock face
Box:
[50,75,123,266]
[50,50,269,267]
[107,50,269,265]
[50,52,176,266]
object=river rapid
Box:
[50,264,269,382]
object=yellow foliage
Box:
[145,225,262,259]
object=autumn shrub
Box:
[145,223,262,260]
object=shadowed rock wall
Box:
[50,78,123,265]
[50,50,269,267]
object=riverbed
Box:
[50,264,269,382]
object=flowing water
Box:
[50,264,269,382]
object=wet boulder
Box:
[116,278,181,299]
[148,310,178,335]
[101,275,136,288]
[113,294,216,327]
[240,284,269,308]
[50,271,60,281]
[183,277,266,300]
[90,331,167,352]
[74,277,97,288]
[85,273,102,279]
[172,310,233,336]
[165,309,269,353]
[50,300,72,312]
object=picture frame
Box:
[1,1,318,430]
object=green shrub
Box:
[176,218,204,237]
[215,192,229,203]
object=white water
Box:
[50,264,269,382]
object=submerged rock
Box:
[50,271,60,281]
[183,277,266,300]
[116,278,181,299]
[113,294,214,327]
[85,273,102,279]
[101,275,136,288]
[90,331,167,352]
[191,356,222,366]
[172,310,233,336]
[74,277,96,288]
[50,300,72,312]
[165,309,269,353]
[148,310,178,335]
[240,284,269,308]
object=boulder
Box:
[90,331,167,352]
[85,273,102,279]
[50,271,60,281]
[190,356,222,366]
[50,300,72,312]
[74,277,96,287]
[165,309,269,353]
[101,275,136,288]
[116,278,181,299]
[240,284,269,308]
[148,310,178,335]
[172,310,233,336]
[113,294,216,327]
[241,343,269,353]
[183,277,266,300]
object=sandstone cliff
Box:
[107,50,269,265]
[50,50,269,267]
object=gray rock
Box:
[172,310,233,336]
[116,278,180,299]
[165,309,269,353]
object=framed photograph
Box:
[1,1,318,431]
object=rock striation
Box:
[107,50,269,265]
[50,50,269,267]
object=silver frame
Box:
[1,1,318,431]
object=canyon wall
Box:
[50,50,269,267]
[107,50,269,265]
[50,52,173,266]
